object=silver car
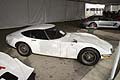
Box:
[83,15,120,29]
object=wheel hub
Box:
[19,44,29,54]
[83,51,96,62]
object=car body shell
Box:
[83,15,120,28]
[0,52,34,80]
[6,24,113,59]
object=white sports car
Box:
[6,24,113,66]
[0,52,34,80]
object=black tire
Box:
[77,48,100,66]
[89,22,97,28]
[16,42,32,56]
[118,26,120,30]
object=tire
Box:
[89,22,97,28]
[118,26,120,30]
[77,48,100,66]
[16,42,32,56]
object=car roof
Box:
[22,24,55,31]
[88,15,102,18]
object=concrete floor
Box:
[0,22,120,80]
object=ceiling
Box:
[69,0,120,4]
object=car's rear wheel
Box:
[77,48,100,66]
[118,26,120,30]
[89,22,97,28]
[16,42,32,56]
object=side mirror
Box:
[59,30,65,35]
[73,39,77,43]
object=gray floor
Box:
[0,22,119,80]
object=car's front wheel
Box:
[16,42,32,56]
[77,48,100,66]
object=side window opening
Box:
[22,30,31,37]
[99,16,106,20]
[32,30,48,39]
[21,30,48,40]
[94,17,99,21]
[45,27,64,40]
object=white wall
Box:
[104,5,120,12]
[0,0,85,29]
[111,5,120,11]
[85,3,105,18]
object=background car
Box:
[82,15,120,29]
[0,52,34,80]
[6,24,113,66]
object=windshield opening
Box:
[45,27,66,40]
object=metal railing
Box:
[109,41,120,80]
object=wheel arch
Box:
[88,22,97,27]
[77,47,101,59]
[15,41,32,56]
[15,41,30,48]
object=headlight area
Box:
[101,54,112,59]
[111,48,115,53]
[101,48,113,59]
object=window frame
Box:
[21,29,49,40]
[44,27,66,40]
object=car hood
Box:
[63,32,112,50]
[0,52,34,80]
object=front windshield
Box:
[45,27,66,39]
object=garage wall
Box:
[0,0,85,29]
[66,1,85,20]
[28,0,46,24]
[0,0,28,28]
[45,0,66,23]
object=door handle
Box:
[32,40,36,41]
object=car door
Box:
[98,17,114,28]
[40,39,61,57]
[60,42,77,58]
[39,30,61,57]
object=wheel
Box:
[16,42,32,56]
[89,22,97,28]
[77,48,100,66]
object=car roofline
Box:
[20,24,56,31]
